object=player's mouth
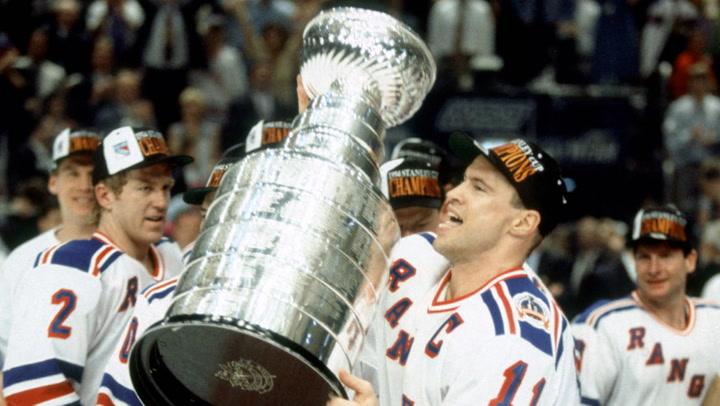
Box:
[144,215,165,223]
[439,210,463,230]
[73,197,94,205]
[645,278,668,288]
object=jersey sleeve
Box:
[2,264,101,405]
[576,324,619,405]
[440,334,578,405]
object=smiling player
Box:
[575,205,720,405]
[2,127,190,405]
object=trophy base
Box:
[130,316,347,405]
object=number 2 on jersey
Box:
[48,289,77,339]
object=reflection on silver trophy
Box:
[129,7,436,405]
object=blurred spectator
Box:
[222,60,296,148]
[590,0,640,84]
[0,178,54,250]
[13,27,66,116]
[663,62,720,210]
[94,68,155,133]
[527,223,575,314]
[694,157,720,232]
[574,0,600,64]
[190,14,249,123]
[87,0,145,63]
[640,0,699,79]
[227,0,316,109]
[427,0,500,91]
[65,36,118,125]
[690,219,720,295]
[46,0,92,74]
[570,216,634,314]
[669,26,716,99]
[7,89,77,193]
[134,0,211,132]
[495,0,575,85]
[168,87,221,187]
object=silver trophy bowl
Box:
[130,7,435,405]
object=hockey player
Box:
[0,128,101,403]
[331,134,578,405]
[96,144,247,405]
[2,126,191,405]
[575,205,720,405]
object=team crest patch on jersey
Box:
[514,292,550,331]
[113,141,130,156]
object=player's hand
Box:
[296,74,310,113]
[326,369,379,406]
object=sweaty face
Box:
[49,155,95,223]
[394,206,440,237]
[433,156,522,264]
[634,241,696,306]
[107,164,174,248]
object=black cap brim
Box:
[183,187,215,205]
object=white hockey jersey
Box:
[357,233,579,405]
[575,292,720,405]
[0,228,60,367]
[97,239,195,405]
[2,232,182,405]
[96,276,179,406]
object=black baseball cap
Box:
[380,157,443,210]
[449,133,568,236]
[92,126,193,184]
[183,143,246,205]
[630,204,692,250]
[51,128,102,170]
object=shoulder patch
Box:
[482,274,560,358]
[39,238,122,276]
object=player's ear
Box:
[510,209,541,238]
[48,173,59,195]
[95,182,114,210]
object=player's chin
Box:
[142,223,165,241]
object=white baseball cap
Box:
[92,126,193,184]
[51,128,102,170]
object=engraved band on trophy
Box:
[129,7,436,405]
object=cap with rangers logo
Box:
[51,128,102,169]
[630,204,692,249]
[448,133,568,236]
[183,143,246,205]
[92,126,193,184]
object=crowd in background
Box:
[3,0,720,318]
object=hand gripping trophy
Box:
[129,8,436,405]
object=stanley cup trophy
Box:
[129,7,436,405]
